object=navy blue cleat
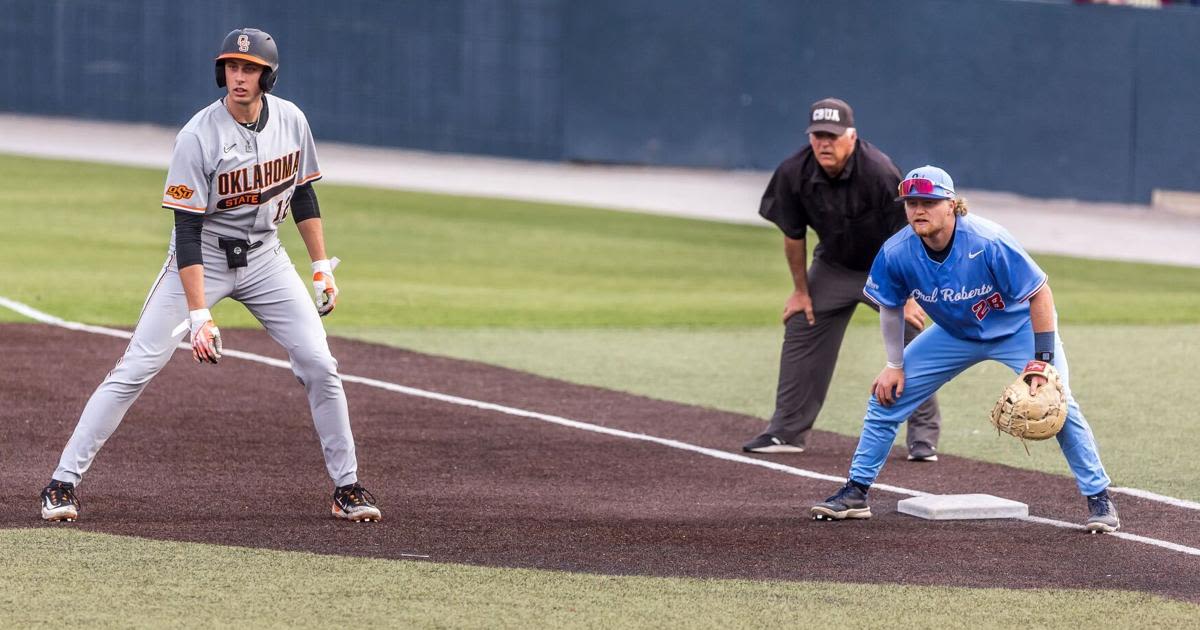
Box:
[811,482,871,521]
[1085,490,1120,534]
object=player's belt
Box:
[216,237,263,269]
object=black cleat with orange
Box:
[332,482,382,522]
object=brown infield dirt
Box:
[2,322,1197,603]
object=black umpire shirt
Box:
[759,138,907,272]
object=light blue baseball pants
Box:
[848,319,1110,496]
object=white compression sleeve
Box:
[880,305,905,368]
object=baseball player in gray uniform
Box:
[39,28,381,523]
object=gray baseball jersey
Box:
[53,94,359,488]
[162,93,321,242]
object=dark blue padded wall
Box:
[1131,11,1200,203]
[565,0,1144,202]
[1,0,1198,202]
[562,0,751,167]
[741,1,1139,202]
[0,0,564,159]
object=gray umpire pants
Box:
[763,258,941,449]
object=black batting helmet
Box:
[215,28,279,92]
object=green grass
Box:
[3,154,1200,624]
[1,529,1196,629]
[3,155,1199,328]
[0,155,783,328]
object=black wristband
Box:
[1035,351,1054,363]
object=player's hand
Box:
[312,259,339,317]
[903,298,926,331]
[1022,359,1049,395]
[783,290,815,325]
[872,365,905,406]
[189,309,222,364]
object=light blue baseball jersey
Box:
[863,214,1047,341]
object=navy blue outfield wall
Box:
[2,0,1199,203]
[0,0,565,160]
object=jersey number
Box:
[971,292,1006,321]
[272,191,294,225]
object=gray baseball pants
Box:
[52,237,358,487]
[762,258,942,449]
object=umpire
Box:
[742,98,942,461]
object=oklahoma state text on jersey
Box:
[161,93,321,243]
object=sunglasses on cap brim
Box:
[897,178,952,198]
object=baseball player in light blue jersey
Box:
[809,165,1119,533]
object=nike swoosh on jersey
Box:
[223,143,238,153]
[969,250,984,259]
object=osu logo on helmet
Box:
[237,34,250,52]
[166,184,196,200]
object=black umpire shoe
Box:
[332,482,382,522]
[811,482,872,521]
[1085,490,1120,533]
[906,442,939,462]
[742,434,805,454]
[40,480,80,522]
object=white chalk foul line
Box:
[3,295,1198,558]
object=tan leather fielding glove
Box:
[990,360,1067,447]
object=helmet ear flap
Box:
[260,68,277,93]
[216,60,276,93]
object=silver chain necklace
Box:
[226,97,261,152]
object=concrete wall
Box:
[2,0,1199,202]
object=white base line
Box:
[3,295,1198,558]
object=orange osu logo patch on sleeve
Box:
[165,184,196,201]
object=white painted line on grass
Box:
[3,295,1198,558]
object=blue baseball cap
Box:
[896,165,956,201]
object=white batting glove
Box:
[312,259,339,317]
[189,308,222,364]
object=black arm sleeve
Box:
[174,211,204,269]
[291,182,321,223]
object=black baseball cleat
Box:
[811,482,871,521]
[742,434,805,454]
[1085,490,1120,533]
[332,483,382,522]
[40,480,80,522]
[906,442,938,462]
